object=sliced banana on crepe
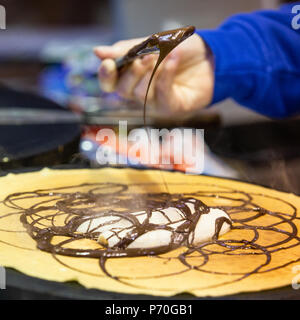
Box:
[77,198,232,250]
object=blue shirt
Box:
[196,2,300,118]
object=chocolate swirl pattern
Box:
[0,169,300,296]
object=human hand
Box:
[94,34,214,117]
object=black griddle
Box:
[0,85,80,169]
[205,119,300,163]
[2,267,299,300]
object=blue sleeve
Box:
[196,2,300,118]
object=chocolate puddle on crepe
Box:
[0,168,300,297]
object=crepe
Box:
[0,167,299,297]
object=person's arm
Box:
[197,2,300,118]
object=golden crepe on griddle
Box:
[0,168,299,297]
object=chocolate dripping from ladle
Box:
[115,26,196,125]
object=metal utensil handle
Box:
[115,47,159,72]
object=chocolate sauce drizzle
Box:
[118,26,195,124]
[1,181,300,292]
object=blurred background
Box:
[0,0,300,194]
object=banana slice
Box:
[76,198,232,250]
